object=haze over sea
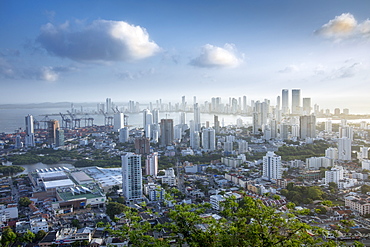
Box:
[0,102,250,134]
[2,102,370,134]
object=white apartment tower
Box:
[194,103,201,132]
[119,127,129,143]
[325,167,344,185]
[338,137,352,161]
[263,151,282,181]
[113,112,124,132]
[122,153,143,201]
[201,128,216,151]
[25,114,35,147]
[325,120,333,133]
[145,152,158,177]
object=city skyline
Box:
[1,1,370,112]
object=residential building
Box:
[122,153,142,201]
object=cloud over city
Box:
[37,19,160,62]
[316,13,370,40]
[190,44,242,68]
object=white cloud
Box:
[313,62,362,80]
[37,19,160,62]
[41,67,58,81]
[190,43,242,68]
[316,13,370,40]
[116,68,155,80]
[278,65,300,73]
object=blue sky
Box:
[0,0,369,112]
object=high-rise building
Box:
[214,115,220,133]
[263,151,282,181]
[201,128,216,151]
[223,141,233,153]
[270,119,277,139]
[252,101,268,134]
[152,109,159,124]
[122,153,142,201]
[325,120,332,133]
[135,137,150,155]
[160,119,174,146]
[282,89,289,114]
[194,103,201,132]
[180,112,186,125]
[25,114,35,147]
[302,98,311,115]
[15,135,22,149]
[119,127,129,143]
[106,98,112,113]
[325,167,344,185]
[56,129,64,147]
[340,126,353,141]
[113,112,124,132]
[238,140,248,153]
[361,147,369,160]
[338,137,352,160]
[299,115,316,139]
[243,96,247,114]
[47,120,59,146]
[291,89,301,115]
[145,152,158,177]
[279,123,289,140]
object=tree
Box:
[71,219,81,228]
[35,230,47,242]
[361,184,370,194]
[1,226,17,247]
[22,230,35,243]
[108,193,360,247]
[106,202,127,219]
[19,197,32,207]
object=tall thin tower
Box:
[25,115,35,147]
[291,89,301,115]
[282,89,289,114]
[122,153,143,201]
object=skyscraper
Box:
[106,98,112,113]
[262,151,282,181]
[214,115,220,133]
[302,98,311,115]
[338,137,351,160]
[194,103,201,131]
[160,119,174,146]
[25,114,35,147]
[145,152,158,177]
[201,128,216,151]
[135,137,150,154]
[47,120,59,146]
[119,127,129,143]
[113,112,124,132]
[299,115,316,139]
[291,89,301,115]
[122,153,142,201]
[282,89,289,114]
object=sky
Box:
[0,0,369,112]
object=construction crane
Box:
[59,112,72,129]
[99,109,113,126]
[34,115,50,130]
[67,110,81,129]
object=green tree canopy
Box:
[108,194,359,247]
[19,197,32,207]
[1,226,17,247]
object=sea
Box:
[0,103,253,134]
